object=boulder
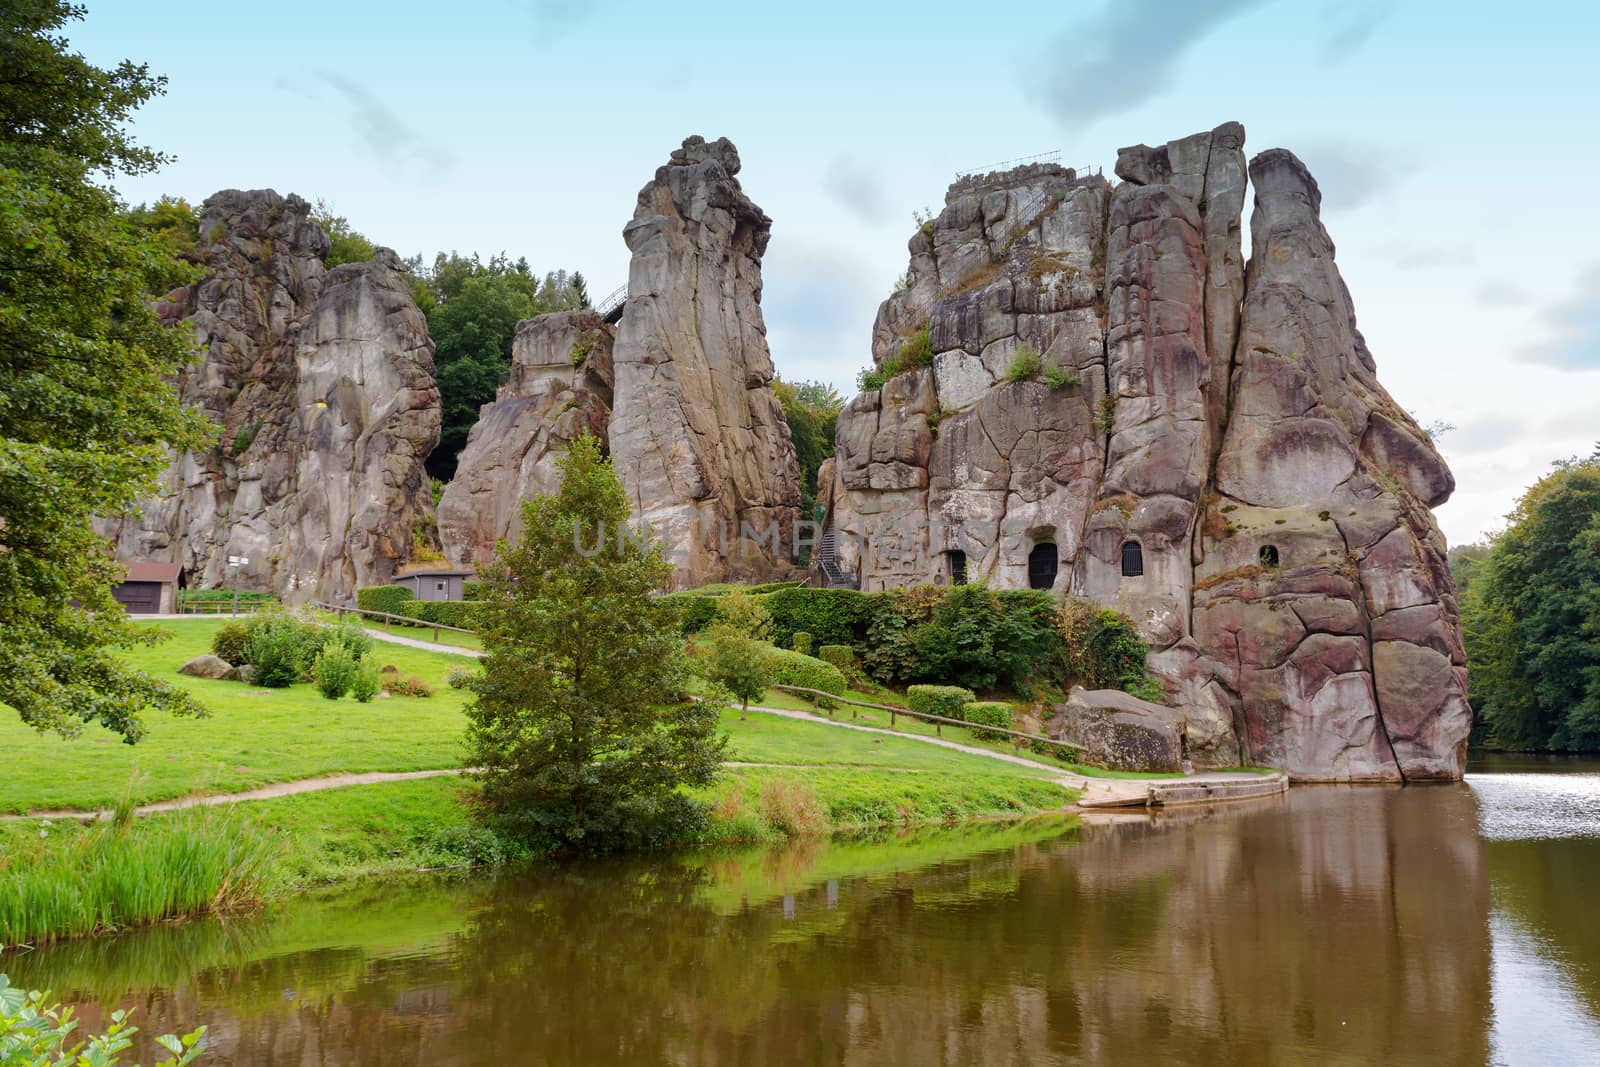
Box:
[178,654,236,680]
[1050,688,1185,773]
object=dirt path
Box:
[362,628,483,658]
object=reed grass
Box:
[0,807,281,948]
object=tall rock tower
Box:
[607,136,802,587]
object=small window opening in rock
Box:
[1121,540,1144,578]
[946,549,967,586]
[1027,542,1058,590]
[1260,545,1280,569]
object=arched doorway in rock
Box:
[1121,540,1144,577]
[1259,544,1280,569]
[1027,541,1058,591]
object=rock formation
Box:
[437,311,614,567]
[607,136,802,587]
[822,123,1471,781]
[102,189,440,601]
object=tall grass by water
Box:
[0,807,280,948]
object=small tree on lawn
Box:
[708,636,770,720]
[465,434,726,850]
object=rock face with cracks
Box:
[437,311,615,568]
[607,136,802,588]
[101,189,440,602]
[822,123,1469,781]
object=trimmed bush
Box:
[904,684,969,721]
[211,621,251,666]
[314,642,358,699]
[761,586,871,647]
[791,630,813,656]
[906,684,976,721]
[760,645,847,699]
[410,600,483,630]
[817,644,854,674]
[962,700,1014,740]
[356,584,415,618]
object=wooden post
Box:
[433,624,440,643]
[385,612,392,633]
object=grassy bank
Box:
[1,619,1077,945]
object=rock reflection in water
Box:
[9,790,1491,1065]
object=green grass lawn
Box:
[0,619,471,814]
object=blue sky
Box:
[69,0,1600,545]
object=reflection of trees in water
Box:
[1488,835,1600,1018]
[20,793,1492,1065]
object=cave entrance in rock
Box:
[945,549,967,586]
[1121,540,1144,577]
[1027,542,1058,591]
[1259,545,1280,569]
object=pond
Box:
[7,757,1599,1065]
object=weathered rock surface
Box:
[824,123,1470,781]
[437,311,614,567]
[1050,687,1185,773]
[177,654,236,680]
[101,189,440,602]
[607,136,802,587]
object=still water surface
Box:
[8,756,1599,1065]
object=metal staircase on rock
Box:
[814,527,858,589]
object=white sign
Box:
[227,556,250,567]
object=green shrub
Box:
[350,658,382,703]
[762,586,870,647]
[857,367,886,392]
[860,587,943,684]
[322,619,374,658]
[1005,343,1042,382]
[1059,597,1163,700]
[411,600,483,629]
[0,976,206,1065]
[1042,362,1080,390]
[760,645,847,699]
[899,324,933,369]
[791,630,813,655]
[907,684,976,721]
[211,621,251,666]
[462,580,482,601]
[314,642,358,699]
[962,700,1014,740]
[181,588,276,604]
[356,584,416,618]
[663,592,720,634]
[245,613,319,687]
[817,644,854,674]
[912,584,1006,689]
[708,635,772,715]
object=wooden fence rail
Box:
[313,600,478,645]
[770,685,1085,754]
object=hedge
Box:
[761,587,871,647]
[662,591,720,634]
[906,684,975,721]
[357,585,416,617]
[962,700,1014,740]
[759,645,847,699]
[408,601,483,630]
[791,631,813,655]
[817,644,853,674]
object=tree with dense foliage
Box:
[707,636,770,719]
[0,0,210,741]
[409,252,592,479]
[1461,455,1600,749]
[310,198,375,267]
[466,435,726,850]
[0,974,206,1065]
[125,194,199,257]
[774,377,844,519]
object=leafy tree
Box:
[310,199,374,267]
[711,590,774,643]
[707,635,770,719]
[0,0,211,741]
[125,195,198,258]
[466,434,726,850]
[1462,456,1600,749]
[774,377,844,519]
